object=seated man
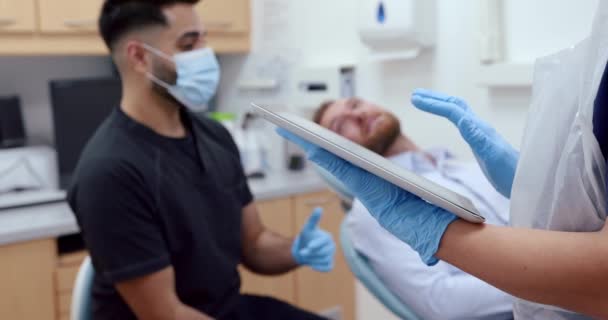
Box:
[313,98,514,320]
[68,1,335,319]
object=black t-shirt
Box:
[68,108,254,319]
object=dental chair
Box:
[314,166,422,320]
[314,165,355,211]
[70,256,94,320]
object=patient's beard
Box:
[365,113,401,156]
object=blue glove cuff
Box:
[291,236,303,265]
[415,211,459,266]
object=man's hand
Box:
[240,203,299,275]
[291,208,336,272]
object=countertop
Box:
[0,168,327,247]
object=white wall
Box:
[504,0,598,62]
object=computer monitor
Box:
[50,77,122,188]
[0,95,26,148]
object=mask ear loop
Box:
[146,73,172,90]
[141,43,174,62]
[140,43,177,90]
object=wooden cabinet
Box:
[0,0,37,33]
[0,0,250,55]
[196,0,251,53]
[38,0,102,33]
[240,198,297,304]
[0,239,56,320]
[197,0,250,34]
[294,191,355,320]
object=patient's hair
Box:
[99,0,200,51]
[313,100,335,124]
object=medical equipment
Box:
[0,145,57,191]
[0,145,65,210]
[287,65,357,171]
[411,89,519,198]
[357,0,436,60]
[251,103,485,224]
[291,208,336,272]
[291,65,356,115]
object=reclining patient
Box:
[313,98,514,320]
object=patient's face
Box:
[318,98,401,154]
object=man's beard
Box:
[364,113,401,155]
[150,62,183,109]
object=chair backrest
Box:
[340,220,422,320]
[70,256,94,320]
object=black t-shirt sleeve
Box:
[69,159,170,283]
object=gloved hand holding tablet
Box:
[251,103,482,265]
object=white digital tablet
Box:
[251,103,486,223]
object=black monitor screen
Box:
[50,77,121,188]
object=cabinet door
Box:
[197,0,250,34]
[239,198,296,304]
[294,191,355,320]
[55,251,88,320]
[38,0,102,33]
[0,239,56,320]
[0,0,36,33]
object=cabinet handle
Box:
[304,197,333,207]
[63,19,96,28]
[0,18,16,27]
[205,21,234,31]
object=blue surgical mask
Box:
[143,44,220,112]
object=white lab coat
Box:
[509,2,608,318]
[347,149,513,320]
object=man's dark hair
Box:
[313,100,335,124]
[99,0,200,51]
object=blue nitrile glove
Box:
[279,129,458,266]
[411,89,519,198]
[292,208,336,272]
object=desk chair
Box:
[313,165,421,319]
[70,256,94,320]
